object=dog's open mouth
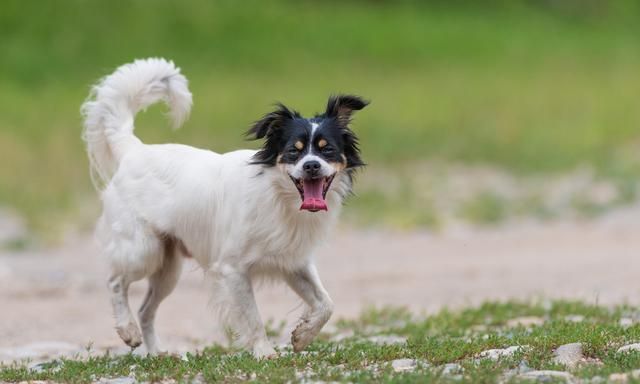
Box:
[290,175,335,212]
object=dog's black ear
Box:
[325,94,369,125]
[325,95,368,169]
[248,103,300,166]
[247,103,298,140]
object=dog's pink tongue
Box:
[300,179,327,211]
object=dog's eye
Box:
[321,146,334,154]
[287,148,299,156]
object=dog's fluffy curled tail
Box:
[81,58,192,189]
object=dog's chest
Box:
[249,215,330,270]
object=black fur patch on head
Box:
[247,95,369,169]
[247,103,302,165]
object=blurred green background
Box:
[2,0,640,241]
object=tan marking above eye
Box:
[318,139,328,148]
[294,141,304,150]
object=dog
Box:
[81,58,368,357]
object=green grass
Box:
[3,301,640,383]
[3,1,640,234]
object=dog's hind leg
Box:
[101,206,164,350]
[108,273,143,348]
[285,263,334,352]
[138,237,183,354]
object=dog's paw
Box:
[291,319,318,352]
[252,341,277,359]
[116,322,142,348]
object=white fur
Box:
[82,58,345,357]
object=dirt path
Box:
[2,205,640,361]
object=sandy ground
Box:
[1,204,640,361]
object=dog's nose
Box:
[303,160,321,177]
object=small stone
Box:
[619,318,634,328]
[366,335,407,346]
[587,376,605,384]
[17,381,48,384]
[478,345,527,360]
[98,378,136,384]
[564,315,584,323]
[441,363,463,375]
[506,317,545,328]
[553,343,583,368]
[391,358,416,372]
[608,373,629,383]
[28,362,47,373]
[517,360,533,374]
[607,369,640,383]
[518,370,575,382]
[617,343,640,353]
[28,360,63,374]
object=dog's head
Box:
[247,95,368,212]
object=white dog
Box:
[81,58,368,357]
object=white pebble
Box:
[391,358,416,372]
[617,343,640,353]
[478,345,527,361]
[619,318,634,328]
[553,343,583,367]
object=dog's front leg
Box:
[285,263,334,352]
[210,264,276,359]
